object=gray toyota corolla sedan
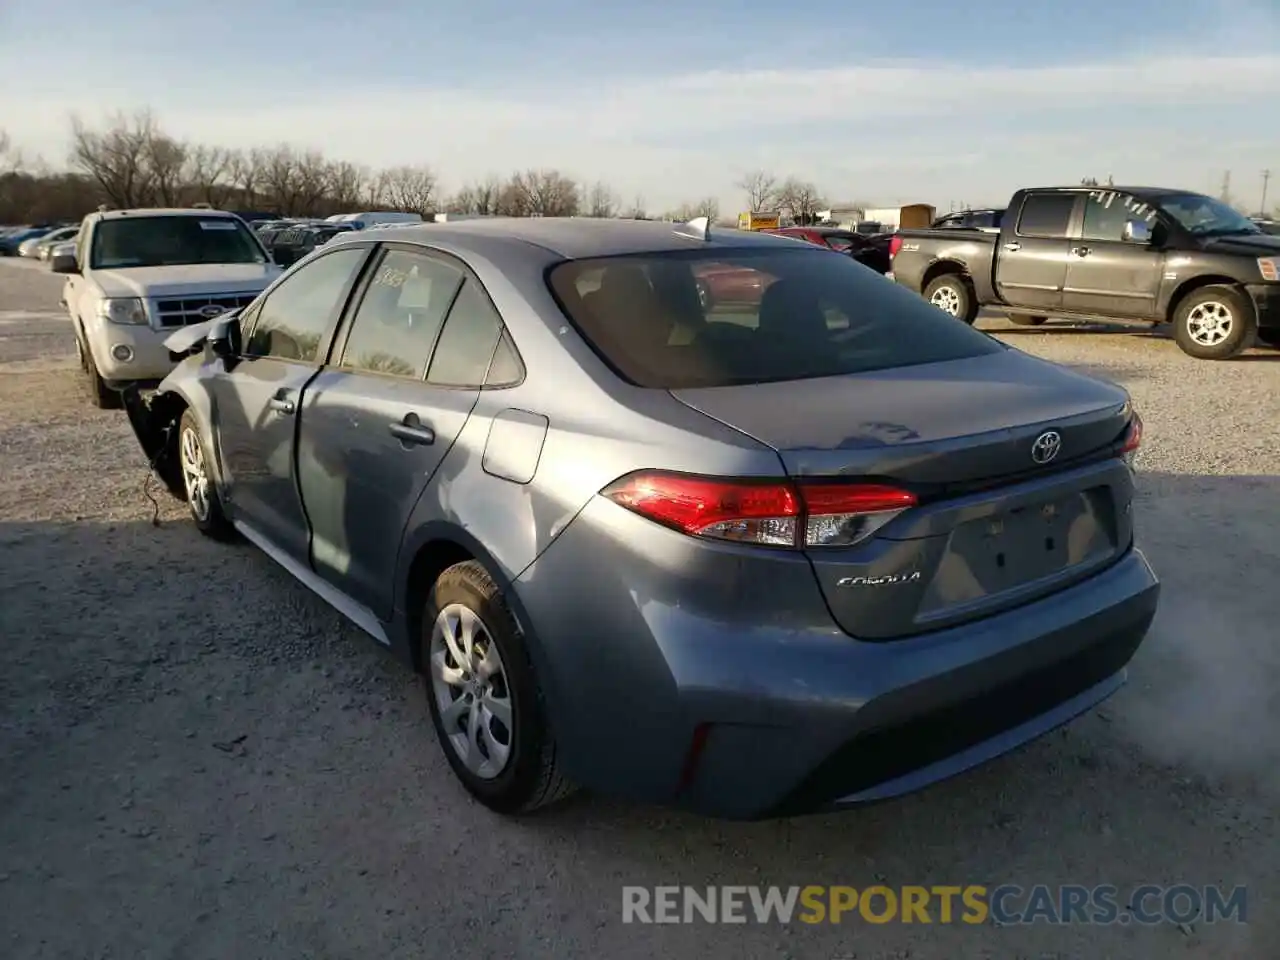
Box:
[123,216,1158,820]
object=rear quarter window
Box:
[547,247,1004,389]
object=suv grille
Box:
[153,293,259,328]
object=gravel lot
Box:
[1,256,1277,960]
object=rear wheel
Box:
[923,274,978,324]
[1007,313,1047,326]
[422,561,575,815]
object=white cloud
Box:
[3,51,1277,212]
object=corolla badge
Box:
[1031,430,1062,465]
[836,572,922,587]
[199,304,227,319]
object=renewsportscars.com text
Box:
[621,884,1247,926]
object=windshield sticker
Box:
[199,220,238,231]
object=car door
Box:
[212,245,373,562]
[993,192,1079,311]
[297,245,513,620]
[1061,190,1163,319]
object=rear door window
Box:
[338,249,463,378]
[1015,194,1077,238]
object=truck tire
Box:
[1007,313,1047,326]
[923,274,978,325]
[78,334,122,410]
[1172,285,1256,360]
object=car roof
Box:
[343,216,801,260]
[93,208,243,221]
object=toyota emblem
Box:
[1031,430,1062,465]
[199,305,226,319]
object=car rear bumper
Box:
[515,500,1159,819]
[1246,283,1280,331]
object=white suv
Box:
[53,208,283,407]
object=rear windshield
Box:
[547,247,1003,388]
[89,215,268,269]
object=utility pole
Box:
[1262,169,1272,216]
[1220,170,1232,203]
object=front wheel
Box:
[178,410,234,539]
[1172,285,1256,360]
[422,561,575,815]
[923,274,978,324]
[80,343,122,410]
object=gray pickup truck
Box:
[889,186,1280,359]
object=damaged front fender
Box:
[121,387,188,501]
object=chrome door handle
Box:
[268,397,295,415]
[1003,242,1021,251]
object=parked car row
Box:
[0,221,79,256]
[888,185,1280,360]
[50,212,1158,820]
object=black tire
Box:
[1007,313,1047,326]
[422,560,575,815]
[177,410,235,540]
[1172,285,1256,360]
[1256,329,1280,349]
[923,274,978,324]
[80,339,122,410]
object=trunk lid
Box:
[670,349,1136,639]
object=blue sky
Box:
[2,0,1278,213]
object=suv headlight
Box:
[98,298,147,325]
[1259,257,1279,282]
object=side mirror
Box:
[1122,219,1152,244]
[208,313,242,361]
[50,252,79,274]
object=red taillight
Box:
[600,471,917,548]
[888,235,904,259]
[1119,411,1143,459]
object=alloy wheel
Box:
[429,603,514,780]
[179,425,211,522]
[1185,301,1234,347]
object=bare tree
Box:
[0,129,23,175]
[670,197,720,222]
[69,111,156,207]
[500,169,580,217]
[326,161,367,211]
[581,180,618,218]
[374,165,438,214]
[622,195,648,219]
[226,149,264,209]
[183,145,234,207]
[776,177,824,224]
[737,170,778,211]
[141,129,188,206]
[446,177,503,215]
